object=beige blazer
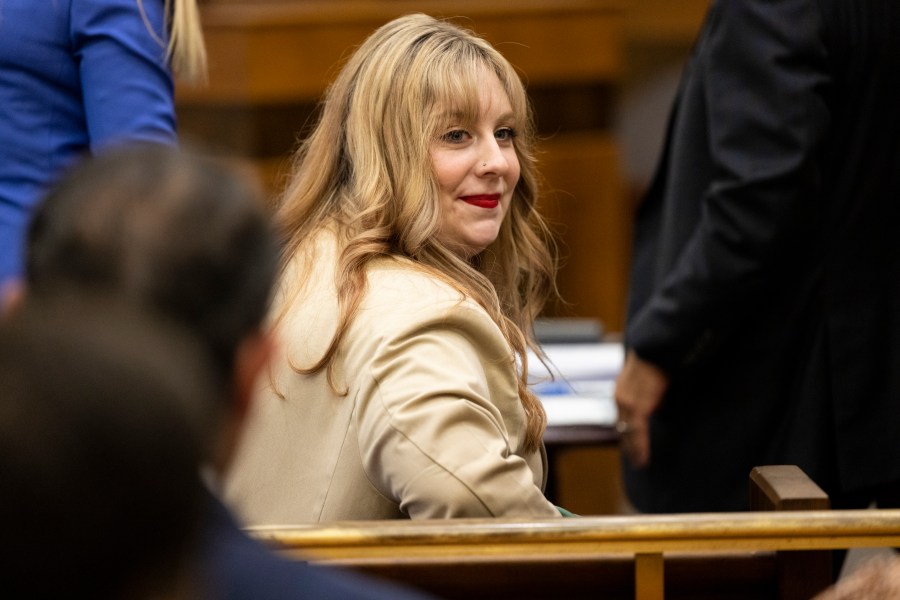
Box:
[224,232,559,523]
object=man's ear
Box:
[231,329,276,424]
[215,330,276,473]
[1,280,26,320]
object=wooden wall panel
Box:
[539,133,629,332]
[178,1,624,103]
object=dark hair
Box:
[0,296,216,598]
[26,144,278,390]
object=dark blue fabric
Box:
[0,0,176,284]
[199,493,434,599]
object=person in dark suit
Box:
[615,0,900,513]
[20,144,433,600]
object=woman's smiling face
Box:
[430,69,520,257]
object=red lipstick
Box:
[460,194,500,209]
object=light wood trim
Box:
[252,509,900,560]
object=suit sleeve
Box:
[356,299,560,519]
[71,0,177,150]
[627,0,831,370]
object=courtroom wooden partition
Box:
[254,509,900,600]
[243,467,882,600]
[177,0,630,331]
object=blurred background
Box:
[176,0,710,514]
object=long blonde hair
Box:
[138,0,207,83]
[275,13,557,452]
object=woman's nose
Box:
[476,139,509,175]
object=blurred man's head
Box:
[24,144,279,467]
[0,296,218,598]
[26,144,278,390]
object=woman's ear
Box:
[1,280,26,321]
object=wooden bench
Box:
[248,467,900,600]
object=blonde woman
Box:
[226,13,563,521]
[0,0,205,290]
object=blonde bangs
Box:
[420,38,530,140]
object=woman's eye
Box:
[495,127,517,142]
[441,129,469,143]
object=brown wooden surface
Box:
[750,465,833,598]
[179,0,624,103]
[750,465,831,511]
[539,133,629,329]
[622,0,709,47]
[320,552,780,600]
[547,444,628,516]
[635,552,664,600]
[544,424,618,447]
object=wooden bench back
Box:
[749,465,832,599]
[249,467,896,600]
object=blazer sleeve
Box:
[355,298,560,519]
[70,0,177,150]
[628,0,831,370]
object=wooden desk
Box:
[545,424,626,515]
[536,341,624,513]
[546,424,618,447]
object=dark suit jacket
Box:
[625,0,900,512]
[198,493,433,599]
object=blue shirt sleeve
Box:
[70,0,177,150]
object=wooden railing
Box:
[245,467,899,600]
[252,509,900,600]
